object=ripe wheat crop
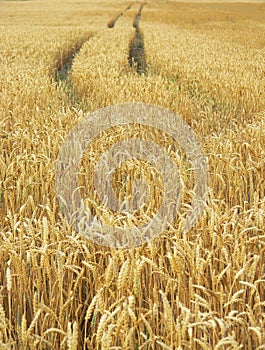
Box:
[0,0,265,349]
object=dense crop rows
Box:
[0,1,265,349]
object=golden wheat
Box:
[0,0,265,349]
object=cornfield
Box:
[0,0,265,349]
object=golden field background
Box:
[0,0,265,349]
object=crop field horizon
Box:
[0,0,265,349]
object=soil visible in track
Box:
[54,2,147,104]
[107,12,123,28]
[54,36,92,106]
[128,3,147,75]
[55,39,90,83]
[107,2,134,28]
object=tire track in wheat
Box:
[107,2,134,28]
[107,2,147,75]
[54,1,147,103]
[55,36,92,83]
[54,2,136,95]
[54,2,135,84]
[128,2,147,75]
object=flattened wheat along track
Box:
[129,2,147,74]
[107,2,134,28]
[55,1,147,100]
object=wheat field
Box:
[0,0,265,349]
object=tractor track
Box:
[55,36,92,83]
[54,2,147,103]
[107,12,123,29]
[128,2,147,75]
[107,2,147,75]
[107,2,134,28]
[132,2,145,28]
